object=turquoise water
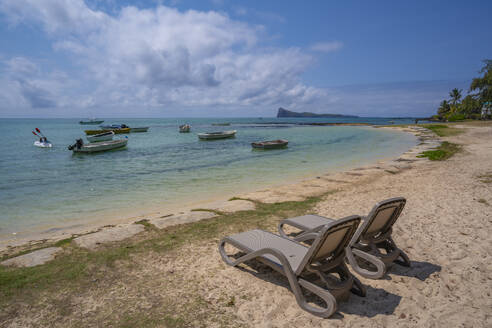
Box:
[0,118,417,238]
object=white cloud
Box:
[0,57,78,110]
[0,0,321,115]
[310,41,343,53]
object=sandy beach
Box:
[1,122,491,327]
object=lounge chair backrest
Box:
[296,215,361,275]
[352,197,406,244]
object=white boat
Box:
[86,131,114,143]
[179,124,191,133]
[34,140,52,148]
[130,127,149,132]
[68,139,127,153]
[197,130,236,140]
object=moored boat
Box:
[100,124,128,129]
[68,139,127,153]
[130,127,149,132]
[34,140,52,148]
[79,119,104,125]
[198,130,236,140]
[179,124,191,133]
[86,131,114,142]
[212,123,231,126]
[85,128,130,135]
[251,139,288,149]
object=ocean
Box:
[0,117,418,239]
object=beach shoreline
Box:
[0,125,423,256]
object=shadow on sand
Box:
[385,260,441,281]
[231,257,402,318]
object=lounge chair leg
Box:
[298,279,338,318]
[350,275,366,297]
[394,249,411,267]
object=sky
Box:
[0,0,490,118]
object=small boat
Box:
[100,124,128,129]
[79,119,104,125]
[179,124,191,133]
[34,140,52,148]
[212,123,231,126]
[85,128,130,135]
[252,139,288,149]
[86,131,114,143]
[68,138,127,153]
[130,127,149,133]
[198,130,236,140]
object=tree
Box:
[470,59,492,104]
[449,88,462,106]
[437,100,451,118]
[459,95,480,117]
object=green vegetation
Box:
[477,199,489,206]
[477,173,492,184]
[421,124,463,137]
[417,142,461,161]
[434,59,492,121]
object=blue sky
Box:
[0,0,490,117]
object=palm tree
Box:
[449,88,462,106]
[437,100,451,117]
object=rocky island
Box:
[277,107,358,118]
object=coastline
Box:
[0,125,424,256]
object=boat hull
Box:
[72,139,127,153]
[251,139,288,149]
[34,141,52,148]
[130,127,149,132]
[198,130,236,140]
[86,131,114,142]
[85,128,130,135]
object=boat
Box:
[179,124,191,133]
[198,130,236,140]
[100,124,128,129]
[251,139,288,149]
[130,127,149,132]
[212,123,231,126]
[34,140,52,148]
[85,128,130,135]
[79,119,104,125]
[86,131,114,143]
[68,138,127,153]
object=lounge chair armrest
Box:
[298,278,337,318]
[345,247,386,279]
[219,237,295,273]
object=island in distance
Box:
[277,107,358,118]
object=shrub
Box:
[447,113,466,122]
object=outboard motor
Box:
[68,138,84,150]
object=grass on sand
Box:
[420,124,463,137]
[417,141,461,161]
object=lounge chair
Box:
[219,215,365,318]
[278,197,410,279]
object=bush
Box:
[447,113,466,122]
